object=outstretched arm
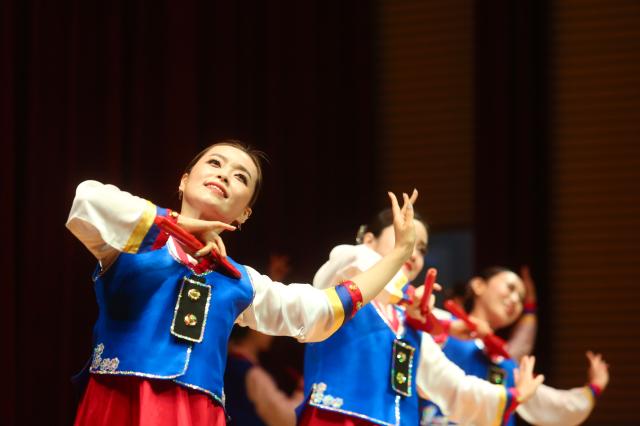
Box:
[350,191,417,304]
[507,265,538,361]
[246,366,303,426]
[237,190,418,342]
[66,180,233,269]
[517,351,609,426]
[417,334,544,426]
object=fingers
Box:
[179,216,236,233]
[587,351,610,377]
[388,189,418,221]
[433,282,442,292]
[402,192,414,219]
[515,355,544,392]
[404,190,417,222]
[400,192,410,217]
[388,192,401,218]
[409,188,419,204]
[586,350,604,367]
[519,355,536,377]
[215,234,227,257]
[586,350,601,361]
[523,356,544,387]
[588,350,610,389]
[195,234,227,258]
[214,222,237,232]
[195,241,217,258]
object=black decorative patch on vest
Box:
[487,364,507,385]
[171,275,211,343]
[391,339,415,396]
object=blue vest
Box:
[304,303,422,426]
[87,246,254,404]
[420,338,517,426]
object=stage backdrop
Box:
[1,1,377,424]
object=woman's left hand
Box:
[176,215,236,258]
[388,189,418,258]
[586,351,609,391]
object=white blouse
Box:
[66,180,350,343]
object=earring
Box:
[355,225,367,244]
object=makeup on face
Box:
[366,220,428,282]
[482,271,525,328]
[179,145,258,223]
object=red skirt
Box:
[299,405,375,426]
[74,375,226,426]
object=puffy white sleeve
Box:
[236,266,359,342]
[312,244,408,302]
[516,384,595,426]
[417,334,516,426]
[312,245,361,289]
[66,180,168,266]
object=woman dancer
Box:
[301,209,544,426]
[67,140,418,426]
[432,265,538,358]
[420,267,609,425]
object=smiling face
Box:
[364,220,428,282]
[470,270,525,330]
[178,144,259,224]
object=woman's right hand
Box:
[514,355,545,403]
[388,189,418,258]
[176,215,236,257]
[520,265,537,305]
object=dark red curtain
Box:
[0,1,377,424]
[473,0,552,390]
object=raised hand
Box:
[405,282,443,323]
[513,355,545,403]
[449,316,494,340]
[586,351,609,391]
[520,265,537,305]
[388,189,418,258]
[176,215,236,257]
[351,189,420,304]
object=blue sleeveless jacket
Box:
[304,303,422,426]
[87,246,254,404]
